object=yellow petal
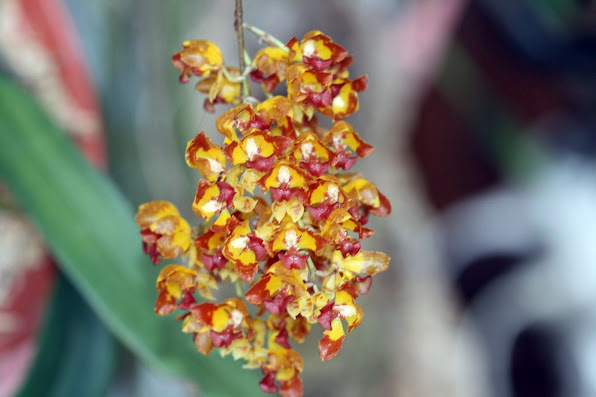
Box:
[272,197,304,223]
[233,196,258,213]
[196,273,218,300]
[241,169,262,193]
[343,178,381,208]
[318,317,345,361]
[335,290,363,332]
[211,306,231,332]
[156,265,197,298]
[136,201,180,229]
[334,250,390,275]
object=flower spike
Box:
[136,20,391,397]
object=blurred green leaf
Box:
[0,77,264,397]
[16,275,118,397]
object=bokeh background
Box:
[1,0,596,396]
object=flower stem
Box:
[307,256,317,279]
[243,23,289,52]
[221,67,244,83]
[243,49,252,67]
[261,84,273,98]
[235,279,244,297]
[234,0,250,99]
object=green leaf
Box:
[16,275,119,397]
[0,77,264,397]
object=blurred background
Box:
[1,0,596,396]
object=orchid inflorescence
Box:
[136,25,391,397]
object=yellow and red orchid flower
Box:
[342,177,392,224]
[260,348,304,396]
[306,175,348,221]
[185,131,227,182]
[172,40,224,83]
[287,31,349,72]
[286,315,311,344]
[181,315,214,355]
[256,96,298,141]
[194,228,228,271]
[270,223,326,270]
[286,64,333,115]
[321,208,373,257]
[251,47,291,93]
[226,130,291,172]
[136,201,192,265]
[195,67,242,112]
[155,264,197,315]
[216,97,294,144]
[321,75,368,121]
[219,337,269,369]
[318,316,345,361]
[195,272,218,300]
[233,191,259,215]
[271,197,304,223]
[192,180,235,220]
[327,54,354,79]
[216,104,270,143]
[260,160,310,202]
[189,298,251,349]
[321,208,373,241]
[220,316,269,366]
[334,289,363,332]
[291,131,335,177]
[264,313,311,346]
[323,121,374,170]
[222,219,268,282]
[273,108,300,139]
[314,286,363,356]
[332,249,390,276]
[255,96,294,124]
[245,272,291,315]
[245,262,310,316]
[348,274,373,296]
[267,314,293,350]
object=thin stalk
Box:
[235,279,244,297]
[243,49,252,67]
[261,84,273,98]
[234,0,246,72]
[307,256,317,282]
[234,0,250,99]
[243,23,289,51]
[221,67,244,83]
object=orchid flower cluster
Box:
[136,27,391,397]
